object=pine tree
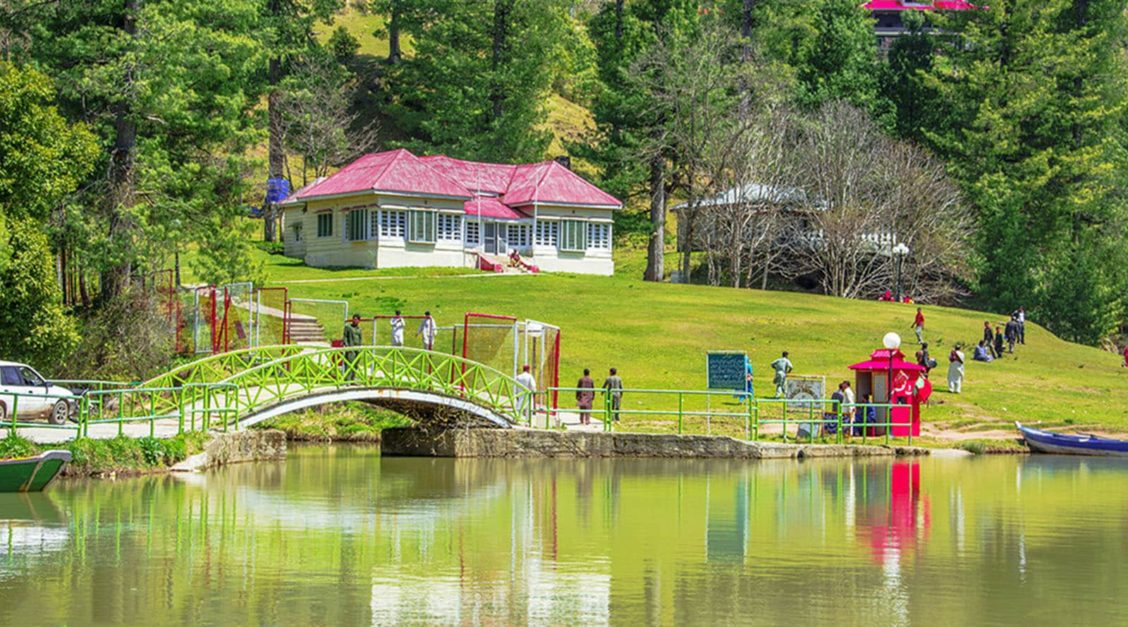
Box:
[922,0,1128,342]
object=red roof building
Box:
[864,1,977,47]
[280,150,620,275]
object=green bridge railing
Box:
[1,346,532,439]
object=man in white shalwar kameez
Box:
[390,310,405,347]
[515,364,537,422]
[416,311,437,351]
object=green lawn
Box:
[245,246,1128,434]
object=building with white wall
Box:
[280,149,621,275]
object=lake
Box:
[1,446,1126,625]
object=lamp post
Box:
[892,242,910,302]
[883,332,901,424]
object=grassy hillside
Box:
[244,246,1127,434]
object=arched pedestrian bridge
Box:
[19,347,534,442]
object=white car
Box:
[0,361,76,425]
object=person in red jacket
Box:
[911,308,925,344]
[1123,345,1127,368]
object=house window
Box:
[465,221,480,246]
[588,222,611,249]
[534,220,558,246]
[346,208,369,241]
[316,213,333,238]
[408,210,437,244]
[438,214,462,242]
[378,210,406,239]
[291,224,303,242]
[559,220,587,252]
[507,224,531,248]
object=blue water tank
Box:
[265,178,291,204]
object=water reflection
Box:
[0,448,1127,624]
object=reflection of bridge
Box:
[14,346,531,443]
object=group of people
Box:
[341,311,439,379]
[570,368,624,425]
[972,308,1026,363]
[879,290,914,304]
[911,306,1030,395]
[826,381,880,436]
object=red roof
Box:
[503,161,621,208]
[419,155,516,195]
[848,348,926,372]
[283,150,621,216]
[465,196,526,220]
[288,149,471,201]
[864,0,975,10]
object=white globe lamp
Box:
[883,332,902,351]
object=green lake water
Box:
[1,446,1127,625]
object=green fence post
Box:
[677,392,684,435]
[177,389,185,435]
[149,393,155,438]
[203,388,211,431]
[117,391,124,437]
[10,395,18,437]
[836,403,843,445]
[752,400,760,441]
[604,389,611,433]
[783,401,789,443]
[745,397,752,441]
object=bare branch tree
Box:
[277,53,380,187]
[782,102,971,301]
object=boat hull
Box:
[1016,422,1128,457]
[0,451,71,492]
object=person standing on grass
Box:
[343,314,364,381]
[911,307,926,344]
[1122,345,1128,368]
[982,321,996,357]
[947,344,965,394]
[603,368,624,422]
[390,310,405,347]
[771,352,793,398]
[842,380,857,431]
[1005,316,1019,354]
[994,326,1006,359]
[515,364,537,421]
[1014,307,1026,344]
[576,368,595,426]
[417,311,437,351]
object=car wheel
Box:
[48,400,68,425]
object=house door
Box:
[483,222,507,254]
[483,222,497,254]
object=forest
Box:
[0,0,1125,372]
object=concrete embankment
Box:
[380,428,929,459]
[171,430,287,472]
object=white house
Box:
[279,149,621,275]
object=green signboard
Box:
[707,351,750,392]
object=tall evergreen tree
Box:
[386,0,569,163]
[585,0,700,282]
[28,0,267,296]
[922,0,1128,343]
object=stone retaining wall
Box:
[380,428,929,459]
[172,430,287,472]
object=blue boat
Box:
[1016,422,1128,456]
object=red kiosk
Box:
[848,336,932,437]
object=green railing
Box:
[540,387,915,445]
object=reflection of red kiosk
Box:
[848,347,932,437]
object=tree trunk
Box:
[614,0,624,42]
[264,57,284,243]
[102,0,140,302]
[644,154,666,281]
[489,0,513,123]
[387,0,401,64]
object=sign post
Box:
[707,351,752,397]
